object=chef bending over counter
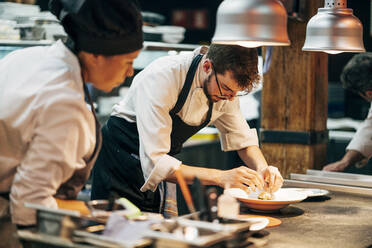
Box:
[91,43,284,217]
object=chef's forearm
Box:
[342,150,365,166]
[165,164,223,187]
[237,145,268,172]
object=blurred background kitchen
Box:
[0,0,371,176]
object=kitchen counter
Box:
[258,191,372,248]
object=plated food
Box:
[258,191,273,200]
[226,188,308,212]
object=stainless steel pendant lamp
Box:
[302,0,365,54]
[212,0,290,47]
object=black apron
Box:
[91,54,213,213]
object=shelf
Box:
[0,39,199,51]
[0,39,53,47]
[143,41,199,51]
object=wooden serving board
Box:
[238,214,282,228]
[55,198,91,216]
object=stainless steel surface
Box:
[18,230,93,248]
[287,169,372,196]
[145,219,232,247]
[0,39,53,47]
[142,42,198,51]
[25,202,81,217]
[284,179,372,196]
[264,191,372,248]
[290,173,372,188]
[302,0,365,54]
[73,230,152,248]
[212,0,290,47]
[307,169,372,180]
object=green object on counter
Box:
[117,197,142,219]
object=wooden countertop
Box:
[250,191,372,248]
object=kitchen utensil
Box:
[175,169,198,219]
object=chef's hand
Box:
[322,160,348,172]
[323,150,365,172]
[219,166,264,192]
[259,166,283,193]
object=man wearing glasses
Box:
[91,44,283,216]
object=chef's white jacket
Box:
[347,104,372,159]
[0,41,96,225]
[112,47,259,193]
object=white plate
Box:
[284,188,330,197]
[226,188,308,213]
[241,217,269,231]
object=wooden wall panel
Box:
[261,0,328,178]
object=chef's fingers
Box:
[234,180,251,194]
[264,181,269,192]
[237,171,258,192]
[268,174,283,193]
[272,174,284,193]
[243,178,257,192]
[269,174,276,193]
[241,170,264,191]
[245,167,265,188]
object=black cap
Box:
[49,0,143,55]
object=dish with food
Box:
[225,188,308,212]
[258,191,273,200]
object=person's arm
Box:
[165,163,264,192]
[323,150,365,172]
[213,99,283,193]
[324,104,372,172]
[237,145,268,172]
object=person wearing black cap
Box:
[0,0,143,234]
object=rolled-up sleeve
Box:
[346,104,372,159]
[214,98,259,151]
[10,88,95,225]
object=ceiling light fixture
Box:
[212,0,290,48]
[302,0,365,54]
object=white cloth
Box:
[112,46,259,193]
[346,103,372,159]
[0,40,96,225]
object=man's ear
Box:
[202,59,212,73]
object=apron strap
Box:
[170,54,203,115]
[83,83,102,164]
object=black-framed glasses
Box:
[211,63,250,98]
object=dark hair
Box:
[341,53,372,94]
[206,44,260,91]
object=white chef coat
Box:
[0,40,96,225]
[347,103,372,159]
[112,47,259,193]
